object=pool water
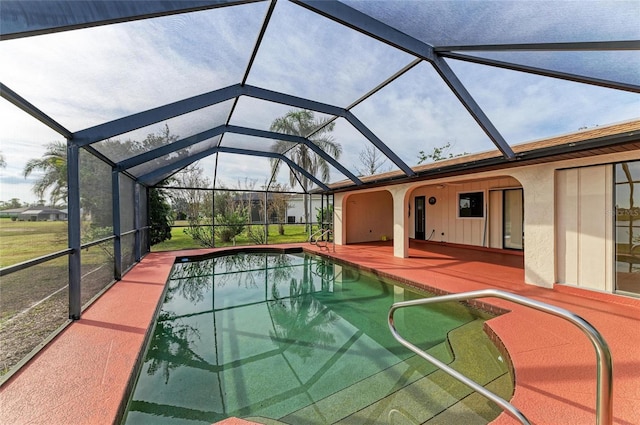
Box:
[122,252,511,424]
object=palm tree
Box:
[269,110,341,230]
[23,141,67,205]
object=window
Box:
[458,192,484,218]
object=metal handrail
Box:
[308,227,323,243]
[309,228,331,245]
[388,289,613,425]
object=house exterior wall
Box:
[286,195,324,223]
[334,149,640,292]
[407,177,521,246]
[343,191,393,244]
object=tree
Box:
[169,164,212,222]
[0,152,6,168]
[0,198,23,209]
[417,141,468,164]
[355,145,391,176]
[23,126,178,245]
[269,110,341,230]
[23,141,67,205]
[269,183,292,236]
[316,204,333,230]
[148,187,173,245]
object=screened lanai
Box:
[0,0,639,381]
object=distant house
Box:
[18,208,68,221]
[231,193,289,224]
[287,195,324,224]
[0,207,29,219]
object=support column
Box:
[67,143,82,319]
[391,186,410,258]
[112,169,122,280]
[134,183,141,261]
[264,191,268,243]
[333,193,345,245]
[145,187,151,253]
[511,167,555,288]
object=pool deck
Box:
[1,242,639,425]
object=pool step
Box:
[279,341,452,424]
[242,417,290,425]
[424,373,512,424]
[281,319,511,424]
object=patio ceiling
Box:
[1,0,639,193]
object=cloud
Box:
[246,0,413,107]
[0,4,265,132]
[0,1,638,203]
[448,59,640,144]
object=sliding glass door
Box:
[615,161,640,295]
[503,189,524,250]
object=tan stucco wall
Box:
[343,190,393,244]
[334,149,640,290]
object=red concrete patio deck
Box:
[1,242,639,425]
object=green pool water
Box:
[122,251,511,424]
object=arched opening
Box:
[407,176,523,251]
[343,190,393,244]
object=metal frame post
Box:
[264,190,268,244]
[145,187,151,254]
[321,193,325,240]
[134,183,141,261]
[67,143,82,319]
[112,169,122,280]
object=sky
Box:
[1,0,639,205]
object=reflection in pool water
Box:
[122,252,508,424]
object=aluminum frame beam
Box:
[293,0,514,160]
[1,82,72,138]
[138,147,219,185]
[225,125,363,185]
[434,40,640,53]
[440,52,640,94]
[430,56,515,159]
[292,0,434,61]
[116,124,362,185]
[242,85,416,176]
[138,145,329,191]
[217,146,330,191]
[71,85,244,146]
[305,58,421,139]
[1,0,263,40]
[116,125,226,171]
[73,83,413,177]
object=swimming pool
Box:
[122,251,512,424]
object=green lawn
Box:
[0,218,321,375]
[0,218,319,264]
[0,218,69,268]
[152,224,313,251]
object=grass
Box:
[0,217,317,374]
[0,218,68,267]
[0,218,318,263]
[152,223,314,251]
